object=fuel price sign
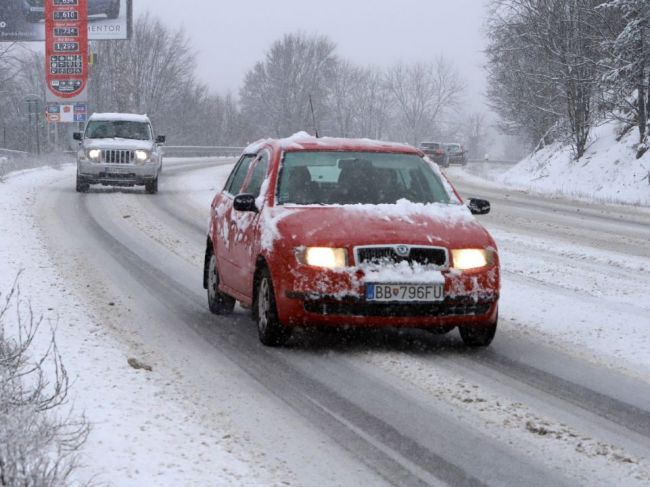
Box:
[45,0,88,101]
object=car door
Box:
[212,153,256,291]
[227,151,270,296]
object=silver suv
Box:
[74,113,165,194]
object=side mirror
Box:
[156,135,166,144]
[233,193,258,213]
[468,198,491,215]
[73,132,83,141]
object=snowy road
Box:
[2,159,650,486]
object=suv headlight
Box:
[87,149,101,162]
[135,150,150,162]
[451,249,494,270]
[296,247,348,269]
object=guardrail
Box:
[0,148,30,159]
[163,146,244,158]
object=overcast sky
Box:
[135,0,490,105]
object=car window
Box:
[244,152,269,197]
[277,151,452,205]
[85,121,151,140]
[224,154,255,195]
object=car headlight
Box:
[87,149,101,161]
[451,249,493,270]
[135,150,150,162]
[297,247,348,269]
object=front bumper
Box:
[272,264,500,329]
[78,160,159,186]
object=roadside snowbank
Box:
[500,120,650,206]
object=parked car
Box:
[445,143,468,165]
[419,141,449,167]
[22,0,120,22]
[204,134,499,347]
[74,113,165,194]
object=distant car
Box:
[204,134,499,347]
[23,0,120,22]
[419,141,449,167]
[74,113,165,194]
[445,143,468,165]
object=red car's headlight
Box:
[296,247,348,269]
[451,249,495,270]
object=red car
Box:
[204,134,500,347]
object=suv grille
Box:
[101,150,134,164]
[356,246,447,267]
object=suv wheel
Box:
[255,268,291,347]
[76,175,89,193]
[207,253,235,314]
[145,177,158,194]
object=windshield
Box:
[277,151,452,205]
[85,121,152,140]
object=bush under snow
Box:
[0,276,88,487]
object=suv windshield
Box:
[85,121,152,140]
[277,151,451,205]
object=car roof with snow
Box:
[88,113,151,123]
[244,131,418,155]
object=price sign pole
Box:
[45,0,89,125]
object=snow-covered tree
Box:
[600,0,650,154]
[486,0,607,158]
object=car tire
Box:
[207,253,236,315]
[106,0,120,19]
[145,177,158,194]
[459,320,497,347]
[76,175,89,193]
[255,267,291,347]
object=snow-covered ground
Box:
[0,166,267,486]
[492,120,650,206]
[1,159,650,485]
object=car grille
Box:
[304,297,493,317]
[356,246,447,267]
[101,150,134,164]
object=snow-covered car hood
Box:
[83,138,155,151]
[267,200,496,250]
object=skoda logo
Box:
[395,245,410,257]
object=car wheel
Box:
[145,177,158,194]
[106,0,120,19]
[207,253,235,315]
[459,320,497,347]
[76,175,89,192]
[255,268,291,347]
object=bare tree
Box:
[240,32,338,138]
[386,58,464,146]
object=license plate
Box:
[366,283,444,302]
[106,166,131,174]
